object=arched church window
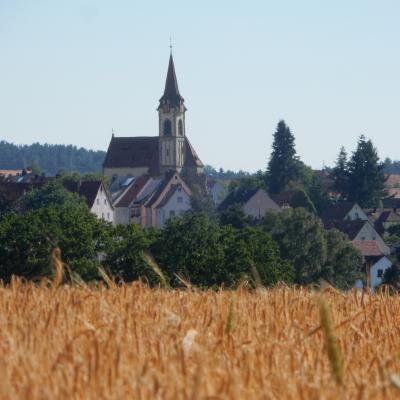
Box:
[163,119,172,136]
[178,119,183,136]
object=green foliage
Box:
[321,229,363,289]
[290,188,317,215]
[0,203,106,282]
[347,136,387,207]
[105,224,159,284]
[20,181,83,210]
[262,208,327,284]
[332,146,349,198]
[0,140,105,175]
[219,204,252,229]
[388,224,400,237]
[151,213,226,287]
[267,120,299,194]
[332,136,387,207]
[383,261,400,291]
[151,213,291,288]
[223,226,294,286]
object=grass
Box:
[1,281,400,399]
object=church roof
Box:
[158,54,185,109]
[103,136,203,172]
[103,136,160,175]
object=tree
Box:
[20,181,83,210]
[267,120,298,194]
[0,203,107,282]
[346,136,387,207]
[321,229,362,289]
[104,224,158,283]
[223,226,294,286]
[332,146,349,198]
[219,204,252,229]
[262,208,327,284]
[290,188,317,215]
[150,213,226,287]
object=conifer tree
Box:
[332,146,349,198]
[347,136,387,207]
[267,120,298,193]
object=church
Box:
[103,53,204,186]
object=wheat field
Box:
[1,279,400,399]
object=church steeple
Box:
[158,52,187,173]
[158,54,185,110]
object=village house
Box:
[218,187,281,219]
[321,202,390,255]
[64,181,114,224]
[353,240,392,292]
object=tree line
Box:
[0,141,106,175]
[0,180,362,289]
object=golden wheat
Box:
[1,281,400,399]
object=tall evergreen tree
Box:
[347,136,387,207]
[267,120,298,193]
[332,146,349,198]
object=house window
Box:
[102,212,104,219]
[104,199,107,205]
[170,210,176,217]
[177,196,183,203]
[163,119,172,136]
[107,212,110,220]
[377,269,383,278]
[97,198,99,205]
[361,236,366,240]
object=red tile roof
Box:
[386,174,400,188]
[114,176,150,207]
[352,240,383,257]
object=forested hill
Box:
[0,141,106,175]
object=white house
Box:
[353,240,392,292]
[64,181,114,224]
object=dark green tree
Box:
[219,204,252,229]
[0,203,107,282]
[290,188,317,215]
[331,146,349,198]
[150,213,226,287]
[105,224,158,283]
[321,229,362,289]
[346,136,387,207]
[267,120,298,194]
[20,181,83,210]
[223,226,294,286]
[262,208,327,284]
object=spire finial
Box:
[169,37,172,54]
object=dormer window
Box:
[163,119,172,136]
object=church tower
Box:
[158,53,186,174]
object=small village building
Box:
[64,181,114,224]
[353,240,392,292]
[321,202,390,255]
[218,188,281,219]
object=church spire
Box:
[158,53,184,109]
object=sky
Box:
[0,0,399,172]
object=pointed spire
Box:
[158,53,184,109]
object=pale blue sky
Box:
[0,0,399,172]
